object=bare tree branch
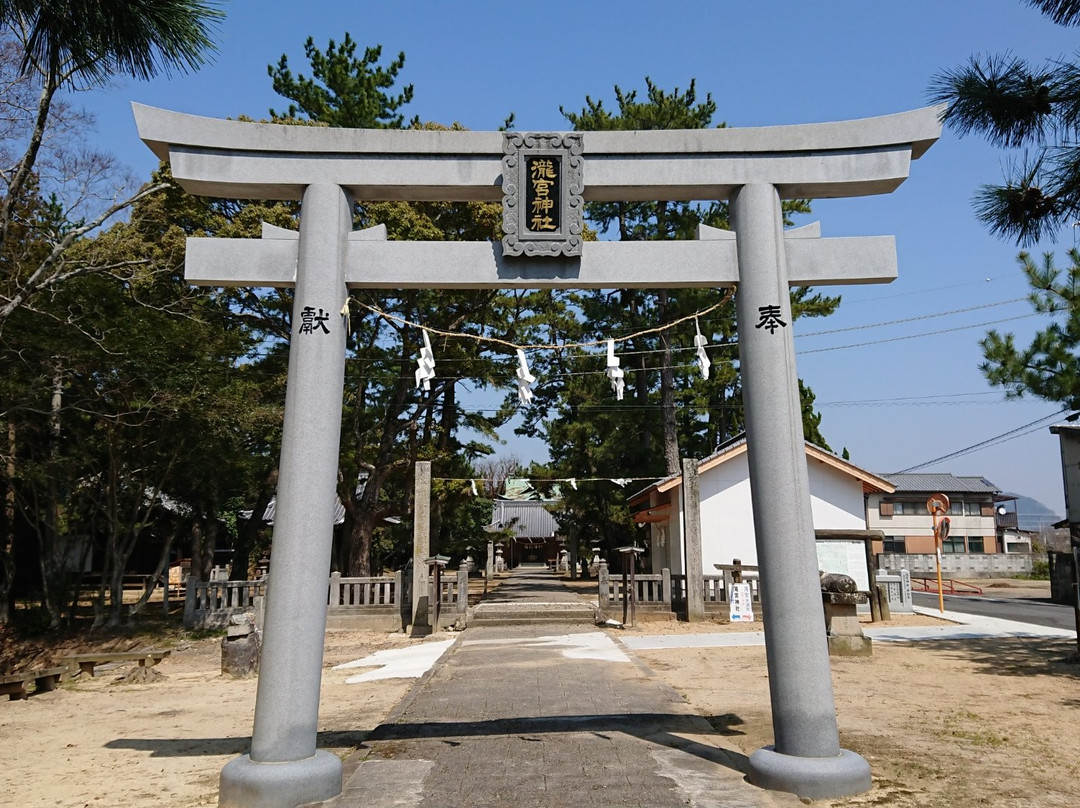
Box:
[0,181,167,326]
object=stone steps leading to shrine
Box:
[467,601,599,626]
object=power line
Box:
[819,391,999,406]
[893,409,1070,473]
[796,297,1027,338]
[837,275,1006,306]
[797,312,1039,355]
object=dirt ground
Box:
[626,577,1080,808]
[0,627,420,808]
[1,577,1077,807]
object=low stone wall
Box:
[598,564,763,619]
[184,578,267,629]
[597,564,672,613]
[325,571,407,631]
[878,552,1034,578]
[184,568,470,631]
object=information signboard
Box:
[729,582,755,622]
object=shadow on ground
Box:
[368,712,751,776]
[904,637,1080,679]
[104,729,373,757]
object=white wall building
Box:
[628,437,895,575]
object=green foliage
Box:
[263,33,518,574]
[268,33,417,128]
[1,171,277,625]
[508,78,838,557]
[981,249,1080,409]
[0,2,223,328]
[928,1,1080,243]
[4,0,223,87]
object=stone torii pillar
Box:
[217,183,351,806]
[732,183,865,794]
[134,103,941,807]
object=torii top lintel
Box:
[133,103,943,203]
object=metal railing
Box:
[910,576,983,596]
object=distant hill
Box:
[1008,494,1062,532]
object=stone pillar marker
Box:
[732,182,871,797]
[681,458,706,622]
[411,461,431,633]
[218,183,351,808]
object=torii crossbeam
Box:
[134,103,942,808]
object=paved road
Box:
[321,568,798,808]
[911,592,1079,631]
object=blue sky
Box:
[74,1,1080,514]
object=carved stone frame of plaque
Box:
[502,132,584,257]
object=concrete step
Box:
[469,601,598,626]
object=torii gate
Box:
[134,103,941,807]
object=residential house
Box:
[628,436,895,575]
[866,473,1017,555]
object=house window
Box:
[883,536,906,553]
[942,534,966,553]
[965,501,983,516]
[968,536,985,553]
[879,501,894,517]
[948,501,963,516]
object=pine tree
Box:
[267,36,515,575]
[929,0,1080,244]
[515,79,839,562]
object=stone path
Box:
[469,563,598,626]
[320,567,796,808]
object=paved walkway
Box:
[621,606,1078,651]
[323,567,797,808]
[323,570,1077,807]
[481,563,583,603]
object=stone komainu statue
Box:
[819,571,859,594]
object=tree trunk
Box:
[0,420,16,624]
[190,523,206,583]
[191,517,217,582]
[233,467,276,580]
[106,552,125,628]
[0,71,57,258]
[346,513,376,577]
[657,291,681,475]
[39,361,64,628]
[129,529,176,616]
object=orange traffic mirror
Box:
[926,493,950,514]
[936,516,951,541]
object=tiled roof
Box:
[629,434,894,503]
[881,473,1000,494]
[499,477,563,501]
[628,435,748,500]
[491,500,561,539]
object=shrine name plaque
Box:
[502,132,583,257]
